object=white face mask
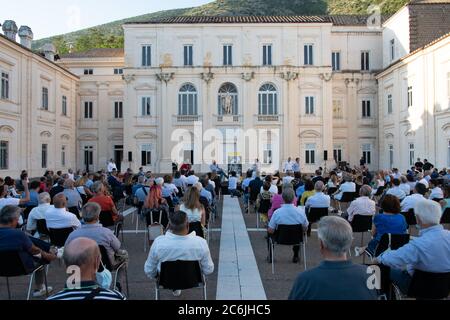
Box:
[96,262,112,289]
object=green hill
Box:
[33,0,409,54]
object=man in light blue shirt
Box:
[292,158,301,173]
[268,189,308,263]
[305,181,330,209]
[377,199,450,294]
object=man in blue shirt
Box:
[22,180,40,208]
[268,189,308,263]
[377,199,450,295]
[289,216,378,300]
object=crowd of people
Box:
[0,155,449,300]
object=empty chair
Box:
[155,260,207,300]
[374,233,410,258]
[189,221,204,239]
[48,227,74,247]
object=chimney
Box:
[42,43,56,61]
[2,20,18,41]
[18,26,33,49]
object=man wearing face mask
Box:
[47,237,125,300]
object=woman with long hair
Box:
[179,186,206,226]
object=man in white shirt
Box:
[107,159,117,173]
[26,192,54,232]
[45,193,81,230]
[283,158,294,173]
[399,176,411,196]
[417,173,429,189]
[282,171,295,185]
[0,179,30,212]
[386,179,407,201]
[401,183,427,212]
[334,175,356,201]
[186,172,200,186]
[392,168,402,180]
[144,210,214,296]
[305,182,330,209]
[260,177,278,195]
[428,179,444,200]
[346,185,376,222]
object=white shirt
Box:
[186,175,199,186]
[429,187,444,200]
[107,162,117,173]
[228,177,238,190]
[335,182,356,201]
[386,187,407,201]
[283,161,294,172]
[347,197,376,222]
[399,183,411,196]
[305,192,330,209]
[392,173,402,180]
[0,197,20,212]
[179,204,202,223]
[26,203,54,231]
[144,231,214,279]
[419,178,429,189]
[282,176,295,185]
[261,184,278,195]
[68,173,74,180]
[163,183,179,197]
[45,207,81,229]
[401,194,425,212]
[208,180,216,189]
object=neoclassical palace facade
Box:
[1,1,449,176]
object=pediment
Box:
[40,131,52,138]
[299,82,322,90]
[0,125,14,134]
[298,130,321,138]
[385,133,394,139]
[134,132,157,140]
[108,133,123,141]
[357,87,377,95]
[78,89,97,96]
[134,83,157,91]
[78,134,98,141]
[108,89,124,96]
[442,123,450,133]
[60,134,70,141]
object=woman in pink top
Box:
[268,183,297,221]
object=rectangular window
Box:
[407,86,413,108]
[114,101,123,119]
[333,145,342,163]
[387,94,393,114]
[0,141,8,170]
[362,100,371,118]
[84,146,94,166]
[304,44,313,65]
[305,96,315,115]
[42,87,49,110]
[141,97,151,116]
[41,144,48,169]
[113,68,123,75]
[362,144,372,165]
[62,95,67,116]
[361,51,370,71]
[263,144,272,164]
[262,44,272,66]
[223,45,233,66]
[409,143,415,166]
[305,144,316,164]
[61,146,66,167]
[142,45,152,67]
[389,144,394,169]
[83,69,93,75]
[390,39,395,61]
[332,52,340,71]
[141,144,152,166]
[184,45,193,66]
[84,101,93,119]
[1,72,9,99]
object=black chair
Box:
[36,219,50,238]
[407,270,450,300]
[155,260,207,300]
[67,206,81,219]
[99,211,115,228]
[48,227,74,247]
[401,209,417,231]
[98,245,129,297]
[351,214,373,263]
[338,192,356,215]
[327,187,338,196]
[305,207,328,236]
[441,208,450,225]
[189,221,205,239]
[269,224,307,274]
[0,251,49,300]
[22,206,36,221]
[374,233,410,257]
[257,198,272,229]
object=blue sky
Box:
[2,0,213,40]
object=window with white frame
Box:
[1,72,9,99]
[387,94,393,114]
[390,39,395,61]
[305,144,316,164]
[305,96,315,115]
[362,144,372,165]
[61,145,66,167]
[114,101,123,119]
[184,45,193,66]
[389,144,394,169]
[332,52,340,71]
[258,84,278,115]
[141,144,152,166]
[114,68,123,75]
[62,95,67,116]
[263,144,273,164]
[362,100,371,118]
[361,51,370,71]
[333,145,342,163]
[409,143,415,166]
[42,87,49,110]
[304,44,314,65]
[141,97,151,116]
[84,101,93,119]
[223,45,233,66]
[333,100,343,119]
[178,84,198,115]
[407,86,413,108]
[262,44,272,66]
[0,141,8,170]
[41,144,48,169]
[142,45,152,67]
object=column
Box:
[96,82,110,168]
[321,73,333,169]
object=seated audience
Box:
[63,179,83,218]
[386,179,407,201]
[179,187,206,227]
[268,183,297,221]
[346,185,376,222]
[299,180,315,206]
[333,174,356,201]
[400,183,427,212]
[45,193,81,230]
[26,192,54,233]
[428,179,444,201]
[399,176,411,196]
[0,178,30,211]
[305,181,330,210]
[89,181,123,223]
[228,171,240,198]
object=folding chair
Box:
[155,260,207,300]
[257,198,272,229]
[306,207,328,237]
[98,245,129,297]
[36,219,50,240]
[99,211,115,228]
[269,224,307,274]
[401,209,417,233]
[351,214,373,263]
[338,192,356,215]
[48,227,74,248]
[393,270,450,300]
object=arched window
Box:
[178,84,198,115]
[218,83,238,115]
[258,83,278,115]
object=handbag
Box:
[148,209,164,241]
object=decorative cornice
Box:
[156,72,174,84]
[135,132,158,140]
[201,72,214,84]
[345,78,360,87]
[280,71,298,81]
[319,73,332,82]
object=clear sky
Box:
[1,0,213,40]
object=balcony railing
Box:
[176,115,201,122]
[215,114,242,123]
[256,114,281,122]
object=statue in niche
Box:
[221,94,234,115]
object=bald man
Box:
[45,193,81,230]
[48,237,125,300]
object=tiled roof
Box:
[126,15,331,24]
[60,48,124,59]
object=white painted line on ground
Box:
[216,196,267,300]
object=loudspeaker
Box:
[128,152,133,162]
[324,150,328,161]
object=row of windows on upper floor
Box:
[83,68,123,75]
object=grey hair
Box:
[314,181,325,192]
[169,211,188,233]
[400,176,407,183]
[282,188,295,204]
[92,181,104,194]
[318,216,353,256]
[64,179,75,189]
[282,183,294,191]
[38,192,51,204]
[360,185,372,197]
[138,176,145,184]
[414,199,442,225]
[82,202,101,223]
[255,171,261,178]
[0,205,21,224]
